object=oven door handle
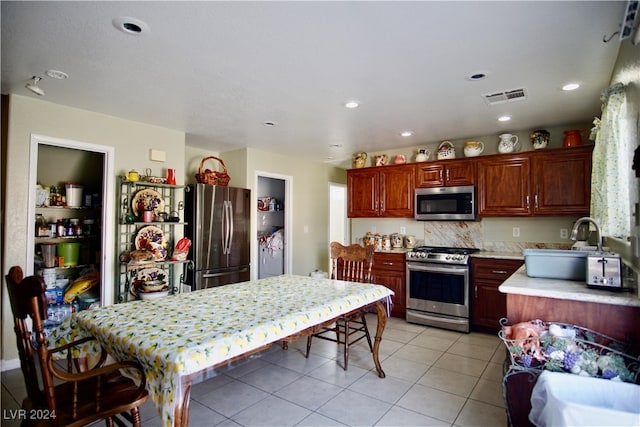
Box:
[407,263,468,274]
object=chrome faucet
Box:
[570,217,603,252]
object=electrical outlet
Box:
[303,225,309,233]
[371,226,376,234]
[400,226,406,235]
[560,228,569,239]
[512,227,520,238]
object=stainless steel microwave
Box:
[415,185,476,221]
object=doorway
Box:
[27,134,115,305]
[255,172,292,279]
[328,182,349,273]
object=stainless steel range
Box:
[405,246,478,333]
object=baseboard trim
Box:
[1,359,21,372]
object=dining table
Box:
[47,274,394,427]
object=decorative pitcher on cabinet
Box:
[498,133,520,153]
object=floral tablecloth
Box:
[47,274,393,426]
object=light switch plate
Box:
[512,227,520,238]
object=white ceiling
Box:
[1,1,628,166]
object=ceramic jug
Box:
[498,134,520,153]
[353,152,367,168]
[463,141,484,157]
[375,154,388,166]
[531,129,550,150]
[416,148,430,162]
[436,141,456,160]
[390,233,403,248]
[563,130,583,147]
[394,154,407,164]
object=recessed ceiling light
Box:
[400,131,413,137]
[263,121,278,127]
[562,83,580,91]
[466,71,489,81]
[498,115,511,122]
[112,17,150,35]
[344,101,359,109]
[45,69,69,80]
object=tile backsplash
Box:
[351,217,578,253]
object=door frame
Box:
[328,182,349,273]
[27,134,115,306]
[254,171,292,279]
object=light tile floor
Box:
[1,315,508,426]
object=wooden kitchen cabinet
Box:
[477,146,592,217]
[415,159,476,188]
[471,257,523,331]
[477,154,531,216]
[347,165,414,218]
[372,251,406,317]
[531,146,592,215]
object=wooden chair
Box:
[305,242,375,370]
[5,266,149,427]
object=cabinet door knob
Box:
[474,285,478,299]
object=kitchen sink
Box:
[523,249,590,281]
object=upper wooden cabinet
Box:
[477,155,531,216]
[531,146,593,215]
[415,159,476,188]
[477,146,593,217]
[347,165,415,218]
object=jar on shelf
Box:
[83,219,95,236]
[35,214,48,237]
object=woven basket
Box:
[195,156,230,186]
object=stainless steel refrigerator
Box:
[185,184,251,289]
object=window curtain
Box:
[590,83,632,239]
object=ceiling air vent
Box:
[482,87,527,105]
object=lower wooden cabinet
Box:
[471,257,523,331]
[372,252,406,318]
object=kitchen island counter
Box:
[499,265,640,307]
[499,265,640,350]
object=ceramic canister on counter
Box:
[391,233,403,248]
[404,235,416,249]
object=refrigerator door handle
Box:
[227,201,234,255]
[201,268,249,279]
[222,200,229,255]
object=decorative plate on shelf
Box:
[135,225,165,250]
[130,267,169,300]
[132,189,165,216]
[133,267,167,283]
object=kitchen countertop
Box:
[499,265,640,307]
[471,251,524,260]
